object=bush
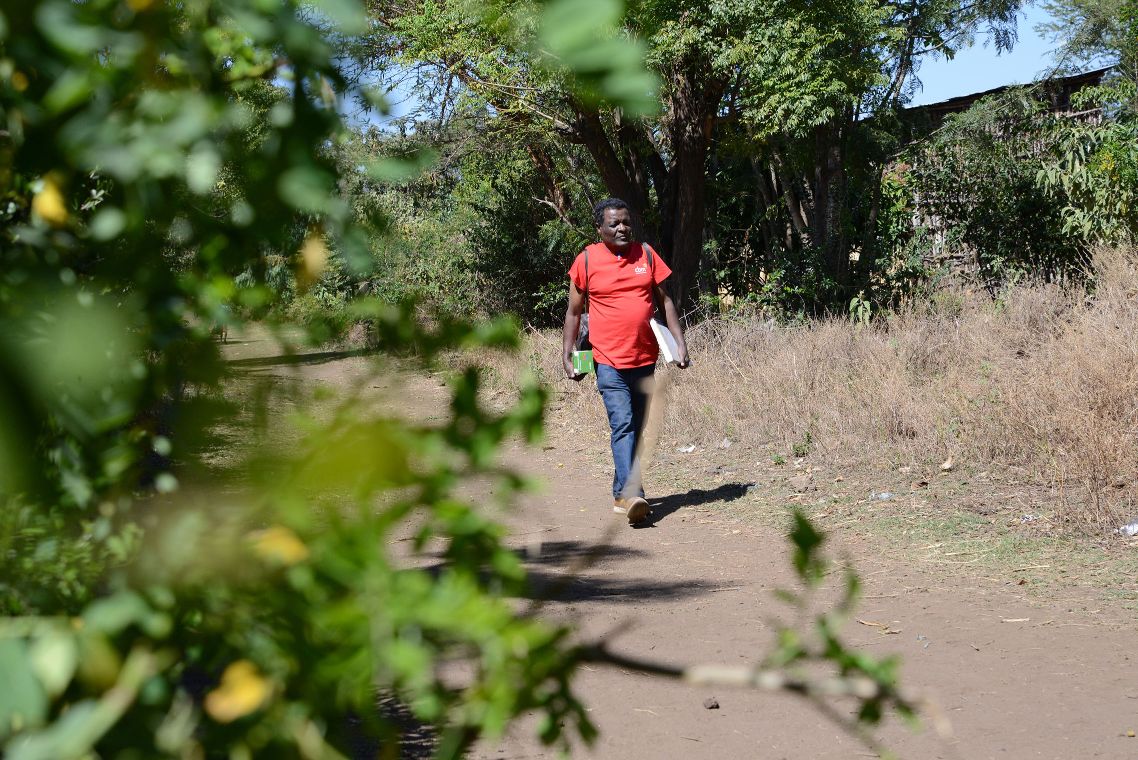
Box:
[1,0,920,755]
[903,93,1076,286]
[0,0,594,753]
[1039,118,1138,245]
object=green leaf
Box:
[278,166,337,213]
[83,591,151,635]
[310,0,368,34]
[788,509,826,585]
[186,144,221,195]
[28,632,78,699]
[537,0,659,114]
[43,70,93,115]
[35,2,106,55]
[0,639,48,741]
[88,209,126,241]
[6,701,99,760]
[540,0,621,51]
[366,153,438,182]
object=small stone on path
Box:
[788,474,815,493]
[702,697,720,710]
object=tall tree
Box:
[358,0,1024,310]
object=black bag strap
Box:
[584,246,589,303]
[644,244,664,317]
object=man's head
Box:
[594,198,632,253]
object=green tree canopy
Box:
[351,0,1026,310]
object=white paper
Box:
[650,318,680,364]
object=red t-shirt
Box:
[569,242,672,369]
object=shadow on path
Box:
[345,696,436,760]
[227,347,375,369]
[514,539,649,567]
[639,482,753,528]
[517,540,733,604]
[523,567,727,604]
[422,539,732,605]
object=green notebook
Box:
[571,349,594,374]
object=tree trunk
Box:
[813,122,849,288]
[571,106,656,244]
[750,158,780,254]
[771,150,811,248]
[660,67,724,313]
[526,144,573,227]
[862,163,887,275]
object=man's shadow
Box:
[639,482,754,528]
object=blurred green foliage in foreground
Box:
[0,0,609,754]
[0,0,917,756]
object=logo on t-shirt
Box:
[634,265,648,274]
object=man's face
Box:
[597,207,632,252]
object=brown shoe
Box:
[613,496,649,524]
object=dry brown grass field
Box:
[494,246,1138,546]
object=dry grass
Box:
[504,246,1138,533]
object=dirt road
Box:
[224,336,1138,759]
[477,432,1136,759]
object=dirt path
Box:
[223,335,1138,760]
[477,435,1137,760]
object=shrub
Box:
[903,93,1076,286]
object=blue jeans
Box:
[595,362,656,500]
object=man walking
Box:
[562,198,690,525]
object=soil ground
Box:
[221,331,1138,760]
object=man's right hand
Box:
[562,280,587,381]
[562,354,587,380]
[563,355,584,381]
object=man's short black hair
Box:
[593,198,630,227]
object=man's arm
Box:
[562,280,586,378]
[654,282,690,369]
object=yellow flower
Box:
[11,71,29,92]
[298,230,329,289]
[249,525,310,565]
[32,175,68,226]
[204,660,271,723]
